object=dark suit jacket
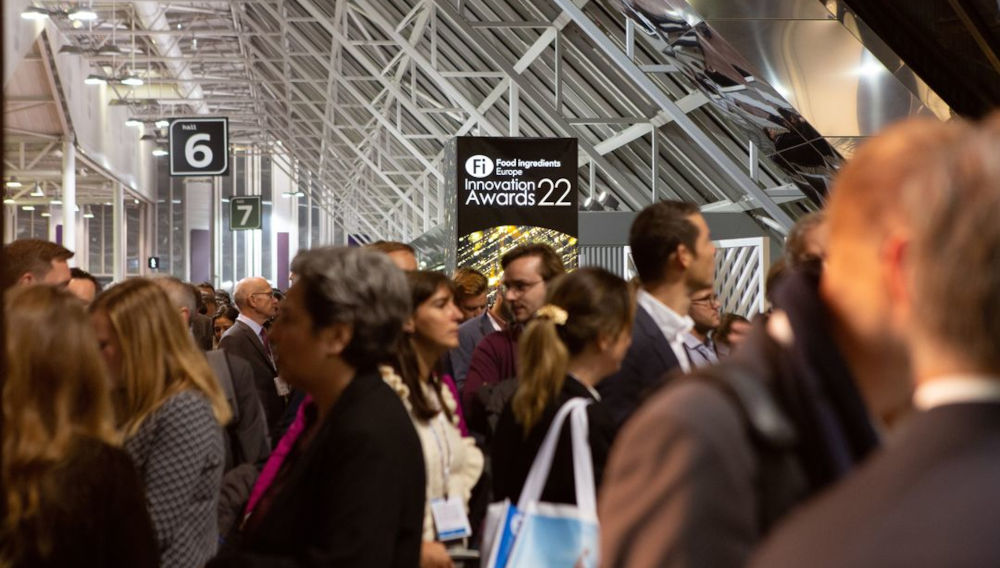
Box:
[206,350,271,469]
[597,303,682,429]
[752,402,1000,567]
[446,311,498,394]
[219,320,285,444]
[191,312,215,351]
[208,369,426,568]
[491,377,615,506]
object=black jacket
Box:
[0,437,157,567]
[597,303,683,429]
[208,369,426,568]
[491,376,615,505]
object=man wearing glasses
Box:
[461,243,566,439]
[684,287,722,368]
[220,277,284,444]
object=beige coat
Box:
[380,366,484,541]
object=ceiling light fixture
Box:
[282,191,306,198]
[67,7,98,21]
[152,148,169,157]
[3,198,16,204]
[83,208,95,219]
[41,212,52,218]
[20,6,50,20]
[155,119,170,128]
[121,74,144,86]
[21,205,36,211]
[50,199,63,205]
[84,74,108,85]
[125,118,143,127]
[6,178,22,188]
[30,185,44,197]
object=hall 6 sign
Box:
[169,117,229,176]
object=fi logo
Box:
[465,155,494,178]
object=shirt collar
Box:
[682,331,714,350]
[237,313,264,337]
[637,289,694,343]
[914,374,1000,411]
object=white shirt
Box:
[913,374,1000,411]
[637,289,695,373]
[486,310,503,333]
[237,314,267,347]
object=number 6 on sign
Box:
[185,133,214,168]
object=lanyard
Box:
[428,413,452,498]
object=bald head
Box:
[234,277,278,325]
[820,117,974,422]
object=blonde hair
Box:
[3,286,117,535]
[90,278,230,437]
[513,268,633,433]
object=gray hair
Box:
[291,247,411,370]
[151,275,197,314]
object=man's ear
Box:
[402,316,415,334]
[319,322,354,358]
[882,233,910,307]
[17,272,35,286]
[675,244,693,270]
[179,306,191,326]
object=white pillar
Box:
[62,136,76,259]
[112,182,125,282]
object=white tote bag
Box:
[481,398,599,568]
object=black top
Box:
[0,437,157,568]
[597,304,683,430]
[208,368,426,568]
[491,376,615,505]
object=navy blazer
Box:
[597,303,682,430]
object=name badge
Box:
[430,496,472,541]
[274,376,291,397]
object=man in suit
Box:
[752,116,1000,567]
[220,276,284,444]
[597,200,716,429]
[599,118,966,568]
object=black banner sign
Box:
[455,137,578,237]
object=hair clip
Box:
[535,304,568,326]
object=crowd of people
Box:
[1,112,999,567]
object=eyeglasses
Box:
[250,290,276,299]
[500,279,544,295]
[691,294,720,307]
